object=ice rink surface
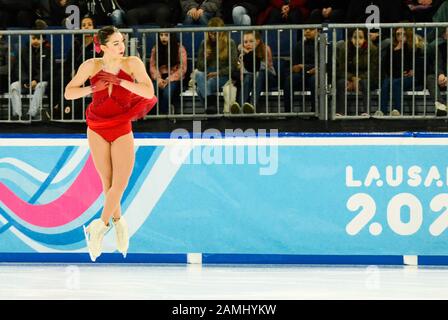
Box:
[0,263,447,300]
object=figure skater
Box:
[64,26,157,261]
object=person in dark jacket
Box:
[38,0,79,27]
[79,0,126,27]
[181,0,221,25]
[257,0,309,25]
[427,27,448,116]
[0,0,39,28]
[379,27,424,116]
[283,26,319,113]
[308,0,349,23]
[336,28,379,116]
[0,32,13,94]
[346,0,410,23]
[124,0,180,26]
[407,0,443,22]
[9,34,51,117]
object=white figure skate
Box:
[83,219,110,262]
[113,216,129,258]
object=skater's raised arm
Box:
[64,59,96,100]
[120,56,155,99]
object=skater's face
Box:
[159,33,170,45]
[243,34,260,51]
[101,32,126,57]
[351,30,366,48]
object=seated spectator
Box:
[308,0,349,24]
[79,0,126,27]
[407,0,443,22]
[283,26,320,113]
[0,0,39,29]
[257,0,309,25]
[40,0,78,27]
[195,17,238,114]
[378,27,424,116]
[0,31,13,94]
[433,0,448,22]
[427,27,448,116]
[149,31,187,114]
[181,0,221,25]
[9,33,51,118]
[229,0,268,25]
[231,30,276,114]
[124,0,180,27]
[336,28,379,116]
[53,15,96,119]
[346,0,410,23]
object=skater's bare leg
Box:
[87,128,125,224]
[101,131,134,223]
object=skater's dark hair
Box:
[93,26,121,55]
[96,25,119,46]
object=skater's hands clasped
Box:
[97,73,122,86]
[91,79,109,93]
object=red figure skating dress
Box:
[86,69,157,142]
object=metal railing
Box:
[2,23,448,123]
[329,22,448,120]
[0,28,133,123]
[137,24,323,120]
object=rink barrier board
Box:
[0,252,437,265]
[1,132,448,265]
[0,253,187,264]
[0,253,412,265]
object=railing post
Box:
[319,27,328,120]
[130,37,138,57]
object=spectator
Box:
[377,27,424,116]
[336,28,379,116]
[124,0,181,27]
[79,0,126,27]
[53,15,96,119]
[407,0,443,22]
[0,32,12,94]
[308,0,349,24]
[45,0,78,27]
[284,26,319,113]
[427,27,448,116]
[257,0,309,25]
[149,31,187,114]
[195,17,238,114]
[346,0,410,23]
[232,30,276,114]
[9,32,51,117]
[0,0,39,29]
[181,0,221,25]
[433,0,448,22]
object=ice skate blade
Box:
[83,225,97,262]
